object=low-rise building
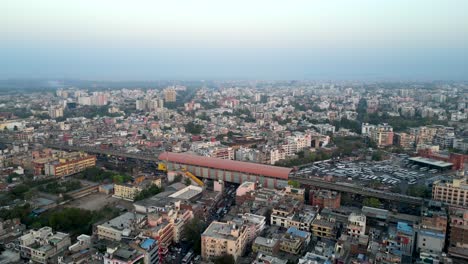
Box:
[432,178,468,207]
[96,212,146,241]
[103,244,145,264]
[311,214,336,239]
[309,189,341,209]
[347,213,366,239]
[19,227,71,264]
[252,237,280,256]
[113,183,142,201]
[201,221,248,261]
[44,152,96,177]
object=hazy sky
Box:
[2,0,468,80]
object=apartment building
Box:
[448,207,468,260]
[113,183,143,201]
[252,237,280,256]
[311,214,336,239]
[164,88,177,102]
[44,152,96,177]
[309,189,341,209]
[201,221,248,261]
[19,227,71,264]
[270,200,317,231]
[347,213,366,238]
[370,123,394,147]
[96,212,146,241]
[394,132,415,149]
[432,178,468,207]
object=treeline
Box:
[76,167,132,183]
[0,204,120,236]
[275,149,332,167]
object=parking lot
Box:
[293,154,452,195]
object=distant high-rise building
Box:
[164,89,177,102]
[48,106,64,119]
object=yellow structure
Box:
[158,163,167,172]
[113,183,142,201]
[181,168,204,187]
[44,152,96,177]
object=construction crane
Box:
[181,168,204,187]
[157,161,204,187]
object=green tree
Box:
[182,217,205,254]
[408,185,431,198]
[184,178,191,186]
[134,184,163,201]
[363,197,381,208]
[214,255,235,264]
[185,122,204,134]
[371,151,384,161]
[288,180,300,188]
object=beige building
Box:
[44,152,96,177]
[201,221,248,261]
[113,183,143,201]
[432,178,468,207]
[19,227,71,264]
[48,106,64,119]
[164,88,177,102]
[96,212,146,241]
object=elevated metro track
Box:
[44,143,160,162]
[289,176,425,206]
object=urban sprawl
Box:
[0,81,467,264]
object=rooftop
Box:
[254,237,279,247]
[397,222,413,235]
[101,212,145,231]
[159,152,291,179]
[408,157,453,168]
[202,221,243,241]
[168,185,203,200]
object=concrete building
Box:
[164,88,177,102]
[19,227,71,264]
[44,152,96,177]
[113,183,143,201]
[309,189,341,209]
[201,221,248,261]
[416,227,445,255]
[370,123,394,147]
[96,212,146,241]
[252,237,280,256]
[311,214,336,239]
[394,132,415,149]
[432,178,468,207]
[103,244,145,264]
[48,106,64,119]
[361,123,376,136]
[448,207,468,260]
[347,213,366,239]
[253,253,287,264]
[279,227,311,254]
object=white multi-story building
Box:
[347,213,366,238]
[19,227,71,264]
[361,123,376,135]
[282,133,311,156]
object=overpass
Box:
[43,143,161,162]
[289,176,425,206]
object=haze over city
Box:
[2,0,468,80]
[1,1,468,264]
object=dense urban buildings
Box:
[0,81,466,264]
